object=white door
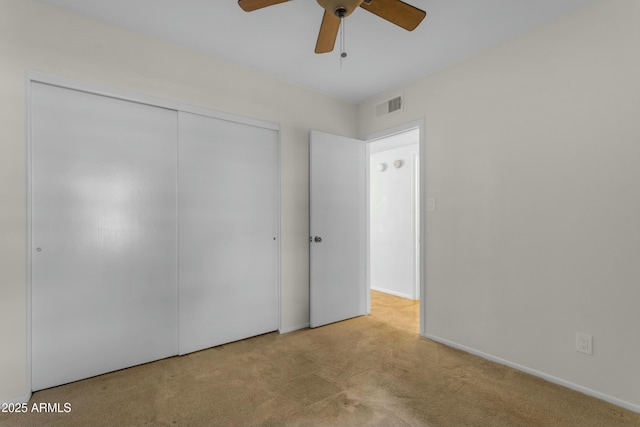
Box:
[31,82,179,391]
[178,112,279,354]
[309,130,366,327]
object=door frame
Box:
[26,70,282,395]
[365,119,425,336]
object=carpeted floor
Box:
[1,291,639,426]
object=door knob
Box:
[314,236,323,243]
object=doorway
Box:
[309,121,424,335]
[367,126,421,334]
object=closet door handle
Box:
[314,236,323,243]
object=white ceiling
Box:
[39,0,593,103]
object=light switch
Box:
[427,198,436,212]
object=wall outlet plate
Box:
[576,333,593,355]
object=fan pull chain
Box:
[340,15,347,67]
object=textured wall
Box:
[358,0,640,410]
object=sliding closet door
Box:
[178,112,278,355]
[31,82,178,390]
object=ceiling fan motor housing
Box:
[317,0,364,17]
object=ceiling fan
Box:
[238,0,427,54]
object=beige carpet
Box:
[2,291,639,426]
[370,290,420,334]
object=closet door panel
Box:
[178,112,278,355]
[31,82,178,391]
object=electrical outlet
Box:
[576,333,593,355]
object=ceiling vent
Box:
[375,94,403,118]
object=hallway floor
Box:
[369,290,419,334]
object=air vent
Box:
[375,95,403,118]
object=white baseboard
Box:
[371,286,416,300]
[279,323,310,334]
[1,392,31,405]
[424,333,640,414]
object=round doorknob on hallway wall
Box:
[314,236,323,243]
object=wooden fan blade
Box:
[359,0,426,31]
[315,10,341,53]
[238,0,289,12]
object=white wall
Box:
[358,0,640,411]
[0,0,357,403]
[369,141,419,299]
